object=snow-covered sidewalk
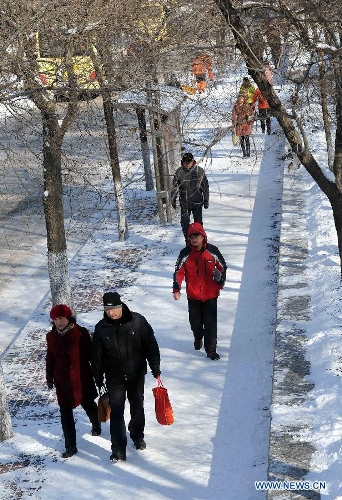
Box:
[0,121,285,499]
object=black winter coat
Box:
[91,303,160,385]
[171,162,209,209]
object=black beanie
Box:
[182,152,194,163]
[103,291,122,309]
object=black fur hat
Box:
[103,291,122,310]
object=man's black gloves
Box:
[152,369,161,379]
[47,382,53,389]
[213,268,222,283]
[203,202,209,209]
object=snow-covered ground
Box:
[1,75,342,499]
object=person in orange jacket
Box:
[252,88,271,134]
[191,53,213,93]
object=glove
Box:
[203,202,209,209]
[152,369,161,379]
[172,204,176,209]
[47,382,53,389]
[213,268,222,283]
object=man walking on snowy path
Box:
[171,152,209,242]
[172,223,227,360]
[91,292,161,462]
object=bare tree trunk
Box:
[90,39,128,241]
[317,51,334,170]
[136,107,154,191]
[328,192,342,270]
[42,118,73,307]
[103,93,128,241]
[0,363,13,441]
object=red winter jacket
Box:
[46,324,97,408]
[173,223,227,302]
[252,88,269,110]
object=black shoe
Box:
[110,450,126,461]
[91,424,101,436]
[207,352,220,360]
[194,338,203,350]
[133,439,146,450]
[62,446,78,458]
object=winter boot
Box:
[133,438,147,450]
[246,141,251,158]
[91,423,102,436]
[62,446,78,458]
[110,449,126,461]
[207,352,220,360]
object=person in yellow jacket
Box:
[239,77,256,105]
[191,54,214,93]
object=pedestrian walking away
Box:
[252,87,271,135]
[91,291,161,462]
[171,152,209,242]
[46,304,101,459]
[172,222,227,360]
[232,93,254,158]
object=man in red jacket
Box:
[172,222,227,360]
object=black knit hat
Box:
[103,291,122,310]
[182,152,194,163]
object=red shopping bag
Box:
[152,376,174,425]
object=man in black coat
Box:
[92,291,161,462]
[171,152,209,241]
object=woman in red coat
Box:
[232,93,254,157]
[46,304,100,458]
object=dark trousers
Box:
[259,109,271,134]
[60,399,99,449]
[107,375,145,452]
[240,136,250,157]
[188,297,218,355]
[180,205,203,240]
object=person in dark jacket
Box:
[171,152,209,242]
[46,304,101,459]
[172,222,227,360]
[92,291,161,462]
